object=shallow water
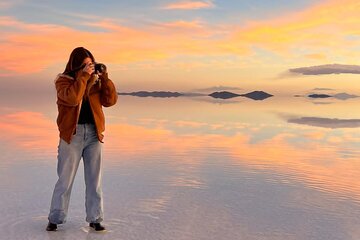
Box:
[1,94,360,240]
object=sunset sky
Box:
[1,0,360,93]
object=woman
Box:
[46,47,118,232]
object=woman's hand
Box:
[99,73,109,82]
[97,69,108,81]
[82,62,94,75]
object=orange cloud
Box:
[162,1,215,10]
[304,53,327,60]
[0,17,225,75]
[227,0,360,57]
[1,0,360,75]
[303,131,326,140]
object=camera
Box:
[95,63,106,74]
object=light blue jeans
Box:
[48,124,104,224]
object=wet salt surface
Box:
[1,152,360,240]
[1,96,360,239]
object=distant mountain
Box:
[333,92,359,100]
[209,91,273,100]
[240,91,273,100]
[307,92,358,100]
[208,91,241,99]
[119,90,274,100]
[308,94,332,98]
[118,91,183,97]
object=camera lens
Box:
[95,63,106,73]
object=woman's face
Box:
[82,57,93,66]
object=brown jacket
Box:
[55,71,118,143]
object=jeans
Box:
[48,124,104,224]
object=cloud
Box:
[0,0,20,9]
[0,17,223,75]
[289,64,360,75]
[2,0,360,75]
[155,20,204,30]
[224,0,360,61]
[162,1,215,10]
[288,117,360,129]
[304,53,327,60]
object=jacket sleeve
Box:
[55,72,90,106]
[99,73,118,107]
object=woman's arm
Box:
[99,72,118,107]
[55,71,90,106]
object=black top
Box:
[78,99,95,124]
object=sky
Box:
[1,0,360,93]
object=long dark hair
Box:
[63,47,95,78]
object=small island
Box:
[208,91,273,100]
[307,92,359,100]
[308,94,332,98]
[208,91,241,99]
[241,91,273,100]
[333,93,359,100]
[118,90,274,100]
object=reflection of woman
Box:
[46,47,118,232]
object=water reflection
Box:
[0,111,57,149]
[105,121,360,201]
[1,95,360,239]
[288,116,360,128]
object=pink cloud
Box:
[156,20,204,29]
[0,1,18,10]
[162,1,215,10]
